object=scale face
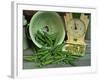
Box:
[67,19,86,39]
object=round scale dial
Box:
[67,19,86,38]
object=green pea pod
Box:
[37,30,45,38]
[38,47,47,52]
[50,32,57,41]
[23,56,36,62]
[42,59,53,65]
[53,58,65,64]
[40,52,50,60]
[63,59,69,64]
[35,36,45,45]
[43,32,53,46]
[37,50,49,55]
[70,55,81,59]
[36,63,43,67]
[53,43,65,53]
[45,56,53,60]
[68,60,76,66]
[54,56,62,59]
[35,33,45,43]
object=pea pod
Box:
[43,32,53,46]
[24,56,36,62]
[68,60,76,66]
[37,50,48,55]
[40,52,50,60]
[35,36,45,45]
[42,59,53,65]
[36,31,45,42]
[53,43,65,53]
[53,58,65,64]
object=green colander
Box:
[29,11,65,48]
